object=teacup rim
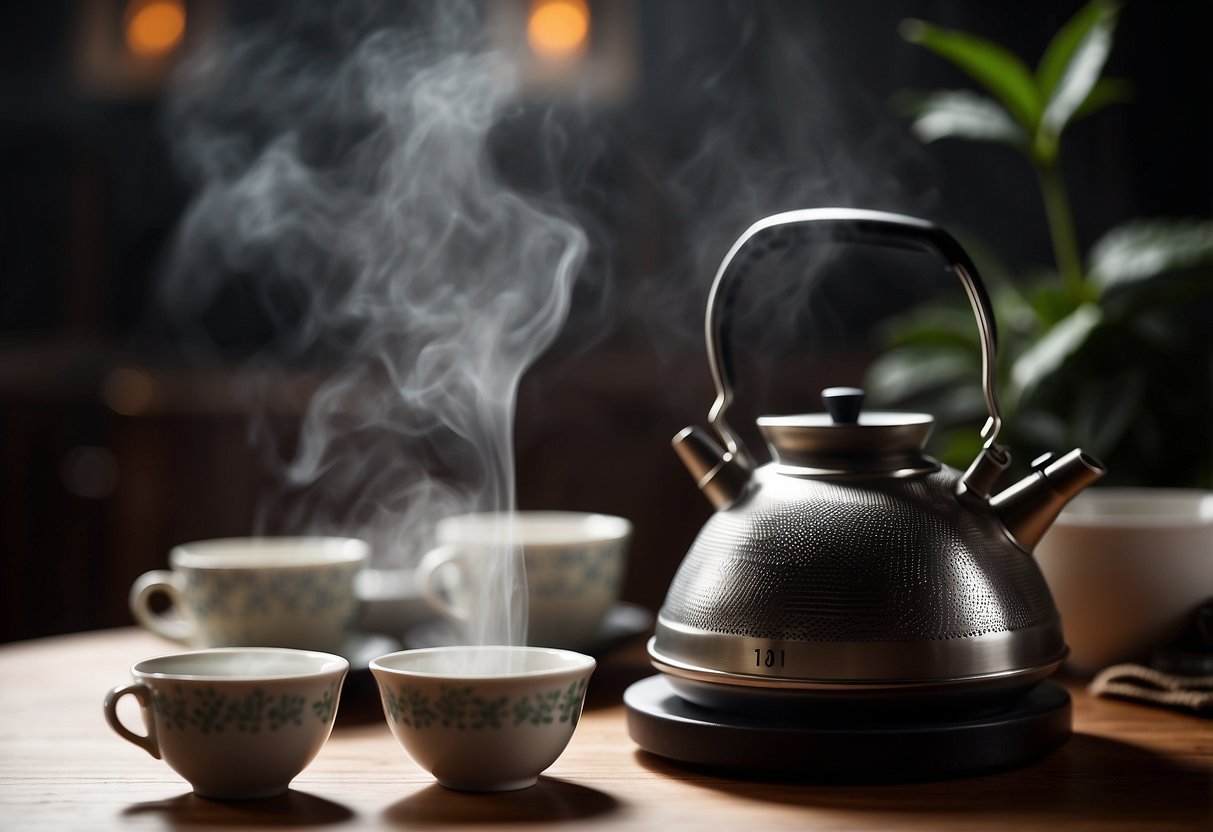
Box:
[369,645,596,680]
[170,536,370,568]
[132,647,350,681]
[1054,487,1213,529]
[435,511,633,546]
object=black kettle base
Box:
[624,674,1071,782]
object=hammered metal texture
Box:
[661,466,1056,643]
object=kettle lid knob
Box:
[822,387,865,425]
[756,387,938,478]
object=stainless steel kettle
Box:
[652,208,1106,713]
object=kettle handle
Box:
[705,208,1005,469]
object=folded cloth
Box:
[1088,664,1213,716]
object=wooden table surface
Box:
[1,627,1209,831]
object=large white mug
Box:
[129,537,368,652]
[417,512,632,650]
[1035,488,1213,676]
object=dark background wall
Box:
[1,0,1209,642]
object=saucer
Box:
[404,602,654,657]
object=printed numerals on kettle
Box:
[754,648,786,669]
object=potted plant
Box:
[868,0,1213,487]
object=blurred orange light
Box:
[527,0,589,60]
[103,367,156,416]
[124,0,186,59]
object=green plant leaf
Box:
[934,429,986,471]
[989,277,1041,334]
[1040,1,1120,139]
[919,385,989,433]
[1037,1,1118,101]
[1028,280,1087,326]
[900,19,1042,131]
[1009,303,1102,405]
[1013,408,1070,457]
[881,305,984,350]
[902,90,1030,147]
[1072,77,1132,120]
[865,348,975,404]
[1069,367,1145,457]
[1087,219,1213,291]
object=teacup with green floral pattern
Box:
[103,647,348,799]
[370,645,595,791]
[129,537,368,652]
[418,512,631,649]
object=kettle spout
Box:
[672,426,751,510]
[990,448,1106,552]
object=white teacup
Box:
[370,645,595,791]
[129,537,368,652]
[417,512,632,649]
[103,648,348,799]
[1035,488,1213,676]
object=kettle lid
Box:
[757,387,939,478]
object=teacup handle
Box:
[103,682,160,759]
[416,545,469,624]
[129,570,194,644]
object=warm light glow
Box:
[527,0,589,61]
[124,0,187,59]
[103,368,156,416]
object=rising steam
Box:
[162,3,587,646]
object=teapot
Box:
[653,208,1105,713]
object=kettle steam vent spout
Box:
[672,426,751,510]
[990,448,1106,552]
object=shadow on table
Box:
[634,732,1212,828]
[381,776,620,826]
[122,789,355,826]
